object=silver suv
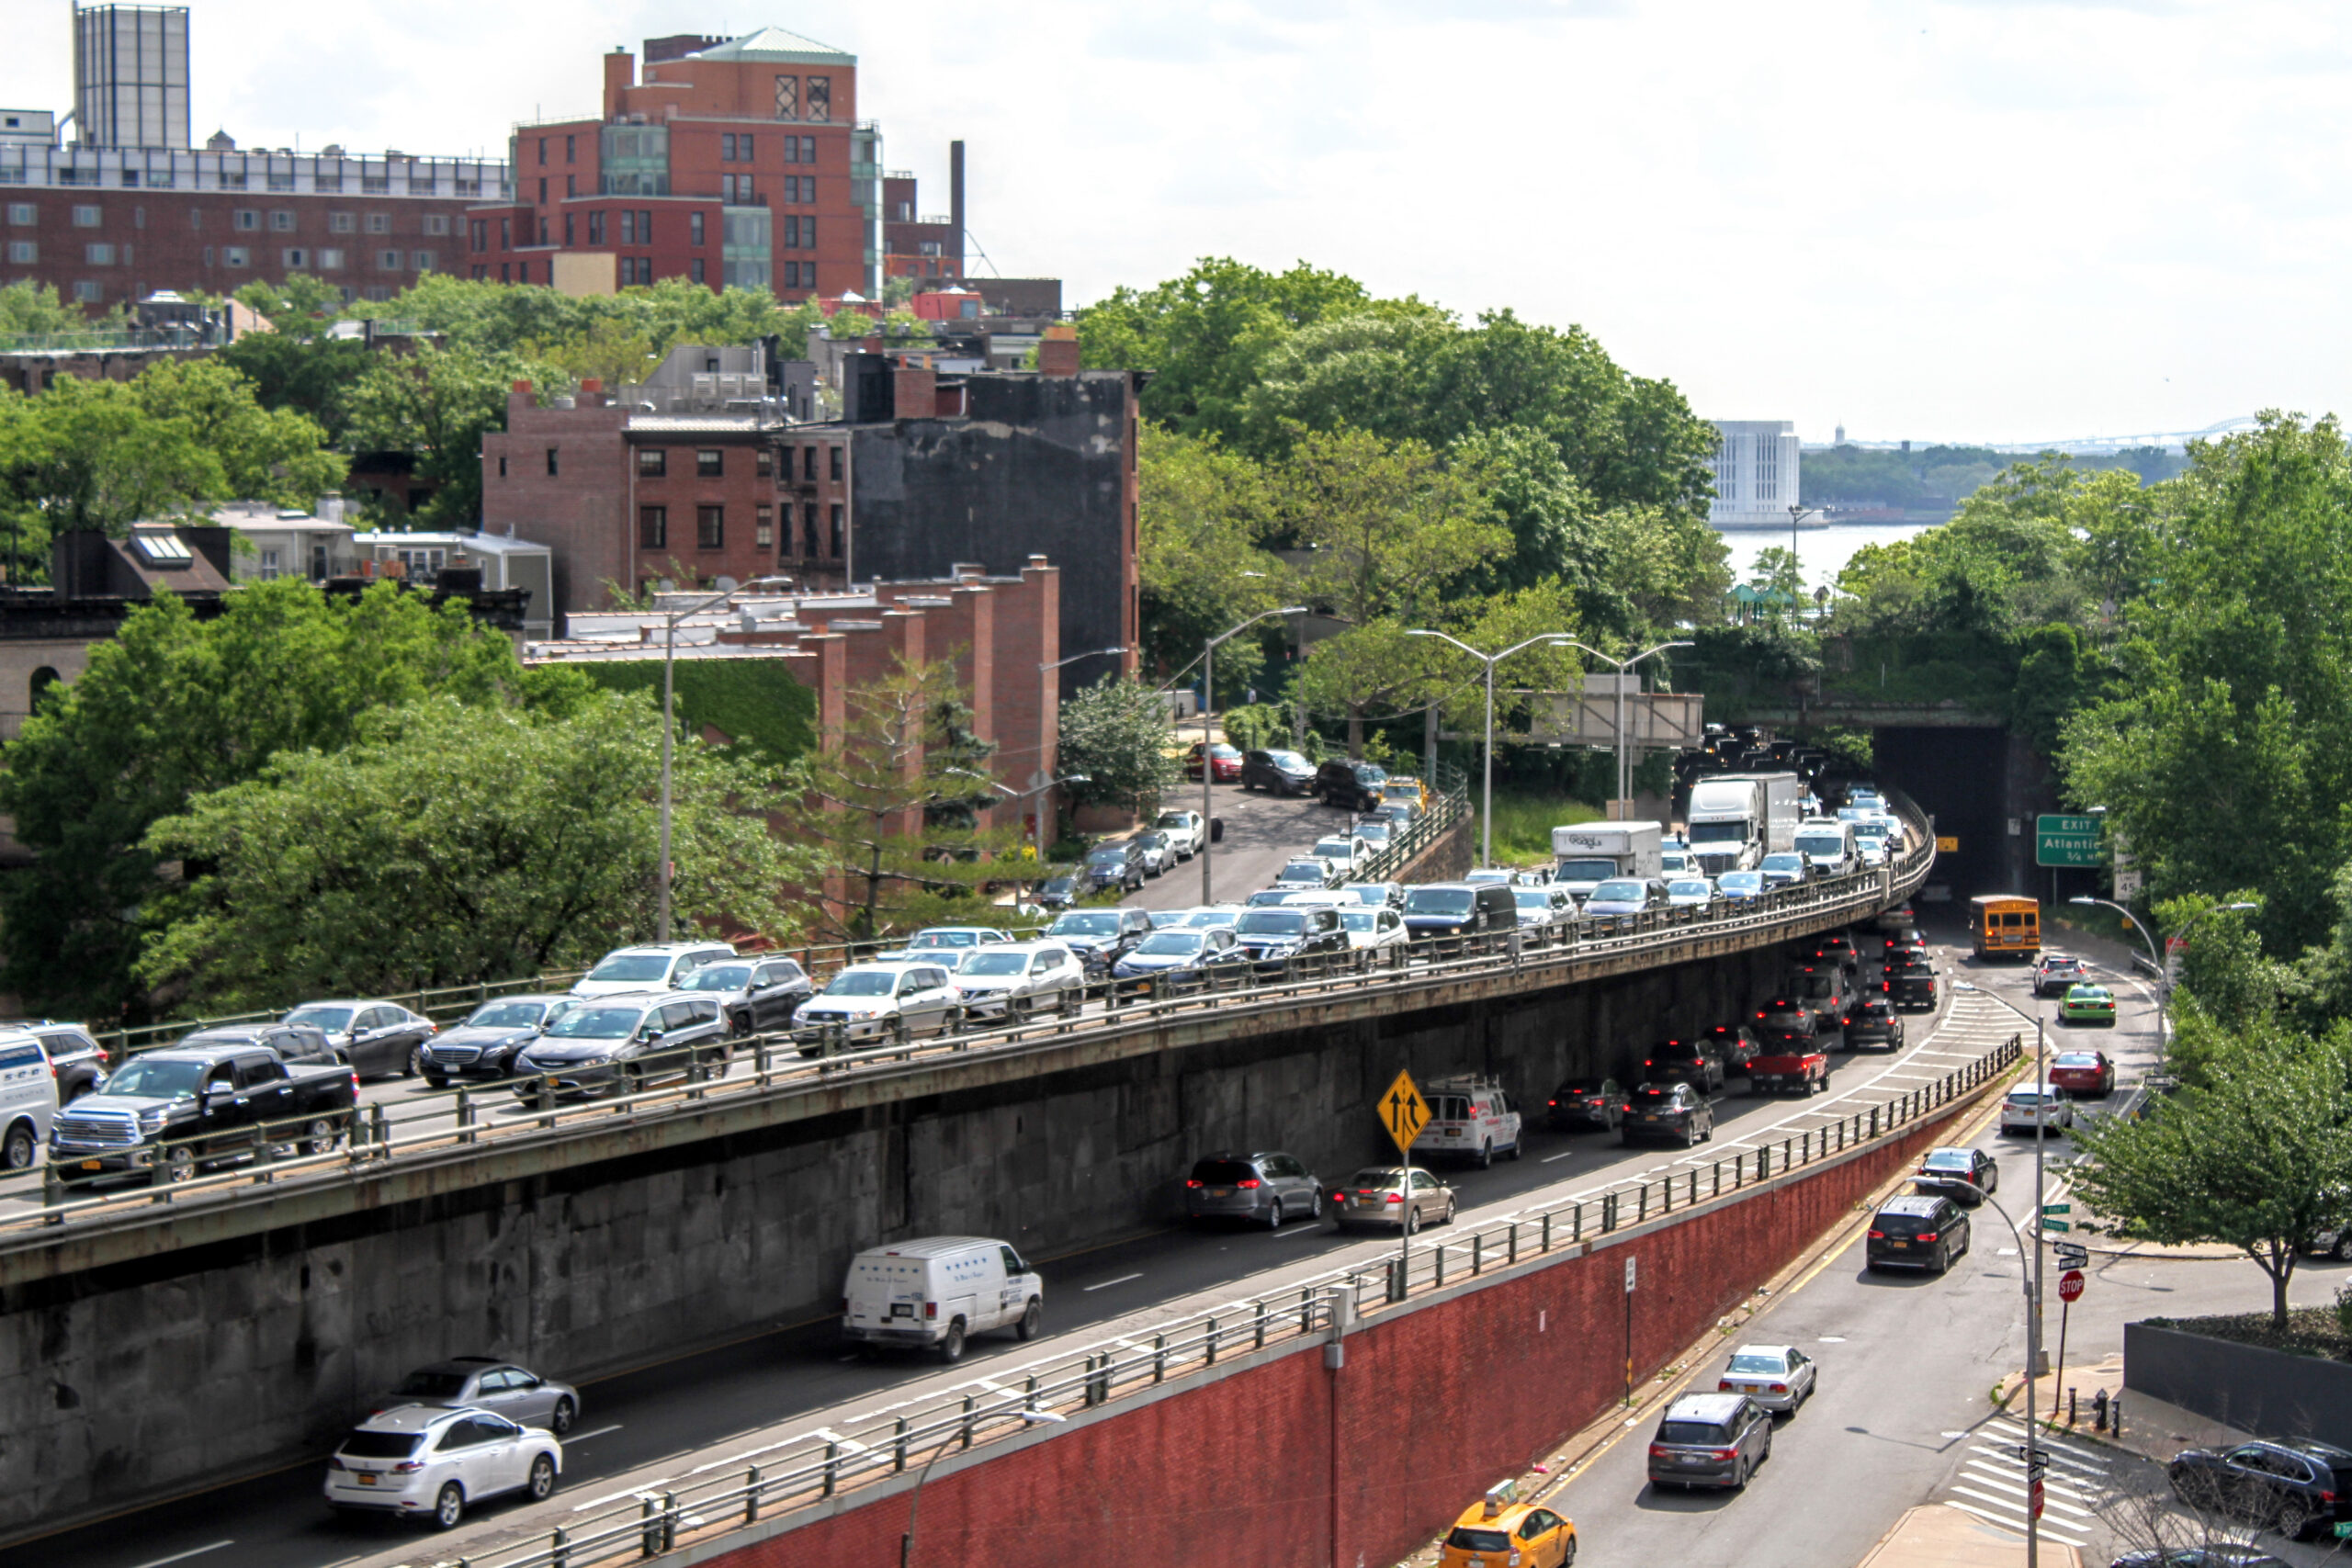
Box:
[1184,1151,1322,1229]
[952,943,1083,1020]
[510,993,726,1099]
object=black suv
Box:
[1312,759,1386,811]
[2167,1439,2352,1540]
[1239,750,1317,795]
[1623,1081,1714,1146]
[1081,840,1147,895]
[1913,1145,1997,1206]
[1866,1194,1970,1273]
[1643,1038,1726,1093]
[1882,950,1939,1011]
[1753,998,1819,1051]
[1844,995,1905,1051]
[1231,906,1350,972]
[1694,1023,1761,1073]
[1546,1077,1627,1132]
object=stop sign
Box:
[2058,1268,2086,1303]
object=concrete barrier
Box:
[2125,1321,2352,1450]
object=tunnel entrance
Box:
[1871,726,2013,904]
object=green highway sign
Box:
[2042,1203,2071,1215]
[2038,814,2104,868]
[2043,1219,2072,1232]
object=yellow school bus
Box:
[1969,895,2041,960]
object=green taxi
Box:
[2059,983,2117,1026]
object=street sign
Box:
[2041,1203,2071,1215]
[2043,1219,2071,1233]
[1380,1069,1430,1156]
[2114,868,2143,902]
[1936,835,1960,853]
[2333,1520,2352,1540]
[2030,1476,2046,1519]
[2054,1244,2089,1269]
[2037,814,2104,868]
[1624,1256,1637,1293]
[2058,1269,2086,1303]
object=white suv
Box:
[1154,809,1204,860]
[792,962,963,1047]
[1410,1077,1524,1168]
[570,942,738,998]
[324,1404,561,1529]
[952,942,1084,1020]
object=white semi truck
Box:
[1683,773,1803,876]
[1551,820,1663,900]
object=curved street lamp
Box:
[1552,639,1695,818]
[1199,607,1307,903]
[901,1404,1065,1567]
[2067,894,2256,1062]
[1405,629,1576,869]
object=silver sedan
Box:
[1329,1166,1456,1234]
[1714,1344,1817,1414]
[368,1358,581,1436]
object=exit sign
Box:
[2037,814,2103,868]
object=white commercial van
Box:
[1792,818,1860,878]
[841,1236,1044,1361]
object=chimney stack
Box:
[949,141,966,276]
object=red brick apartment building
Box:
[468,29,881,300]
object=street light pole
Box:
[655,574,792,942]
[1201,606,1306,903]
[1555,639,1693,820]
[947,767,1090,906]
[1407,629,1577,869]
[1957,1176,2043,1568]
[2068,894,2256,1065]
[900,1406,1064,1568]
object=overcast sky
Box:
[7,0,2343,445]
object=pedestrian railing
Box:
[7,826,1936,1240]
[403,1024,2021,1568]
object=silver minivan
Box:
[0,1030,61,1170]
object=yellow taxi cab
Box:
[1439,1480,1577,1568]
[1381,776,1430,814]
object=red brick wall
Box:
[3,188,473,312]
[697,1098,1976,1568]
[480,389,629,615]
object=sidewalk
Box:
[1856,1504,2085,1568]
[1995,1354,2252,1467]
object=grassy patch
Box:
[1479,789,1604,866]
[2148,1309,2352,1363]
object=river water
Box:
[1714,521,1937,594]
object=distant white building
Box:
[1707,420,1802,530]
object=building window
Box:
[721,133,737,161]
[132,204,145,228]
[617,209,633,245]
[755,446,773,477]
[829,502,843,557]
[5,203,32,225]
[566,175,576,199]
[379,248,402,269]
[537,137,548,165]
[755,506,774,548]
[73,280,102,303]
[269,209,295,231]
[638,447,666,478]
[639,505,667,548]
[515,261,528,283]
[497,454,506,478]
[802,446,817,480]
[799,136,816,163]
[499,217,511,248]
[257,547,281,581]
[639,209,651,240]
[808,77,831,120]
[499,262,509,282]
[696,449,723,479]
[829,446,843,482]
[73,204,101,227]
[739,133,753,162]
[280,247,306,268]
[689,211,704,246]
[223,245,249,267]
[333,211,355,233]
[424,214,449,236]
[774,74,797,119]
[565,134,576,164]
[202,244,213,265]
[785,138,801,165]
[802,502,819,557]
[1754,434,1779,501]
[537,176,548,203]
[696,505,724,549]
[564,212,575,246]
[411,250,435,271]
[690,257,705,284]
[367,213,390,234]
[232,209,258,230]
[540,446,558,477]
[5,241,31,264]
[802,217,815,250]
[319,248,343,268]
[81,242,117,265]
[587,210,605,245]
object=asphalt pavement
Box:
[3,920,2010,1568]
[1127,774,1354,910]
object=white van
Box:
[0,1029,60,1170]
[1792,818,1859,878]
[841,1236,1045,1361]
[1409,1075,1522,1168]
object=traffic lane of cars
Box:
[1123,784,1336,911]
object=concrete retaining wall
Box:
[2125,1322,2352,1450]
[677,1060,1984,1568]
[0,942,1787,1537]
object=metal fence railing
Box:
[395,1021,2020,1568]
[1352,773,1472,886]
[17,826,1937,1240]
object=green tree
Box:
[0,280,95,337]
[0,580,548,1018]
[1056,675,1182,817]
[344,343,551,529]
[2070,1019,2352,1327]
[231,273,346,337]
[0,376,221,573]
[137,693,802,1010]
[786,656,1023,942]
[215,331,374,446]
[122,358,345,507]
[1136,426,1283,695]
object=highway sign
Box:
[1937,835,1960,853]
[1625,1256,1637,1293]
[2058,1269,2086,1303]
[1380,1069,1430,1156]
[2037,814,2104,868]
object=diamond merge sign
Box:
[2036,814,2103,868]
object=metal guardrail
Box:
[1351,772,1471,885]
[18,827,1936,1239]
[412,1021,2019,1568]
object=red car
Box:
[1186,742,1244,783]
[2048,1049,2115,1099]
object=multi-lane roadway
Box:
[7,912,2032,1568]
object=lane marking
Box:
[1541,1150,1578,1163]
[566,1424,623,1441]
[128,1545,234,1568]
[1083,1273,1144,1292]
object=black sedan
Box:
[1622,1081,1714,1146]
[2167,1440,2352,1539]
[1643,1039,1725,1094]
[1912,1145,1997,1205]
[1695,1023,1762,1072]
[1546,1077,1627,1133]
[423,994,580,1087]
[280,999,438,1080]
[1238,749,1317,795]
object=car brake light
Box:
[1385,1193,1402,1204]
[1648,1444,1669,1459]
[1916,1232,1938,1244]
[1546,1100,1557,1107]
[1717,1380,1733,1392]
[1711,1449,1737,1461]
[925,1302,938,1318]
[1185,1179,1203,1188]
[392,1461,424,1473]
[1868,1228,1885,1239]
[328,1454,346,1470]
[1237,1178,1261,1189]
[1770,1383,1787,1393]
[839,1298,849,1314]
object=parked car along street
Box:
[2165,1440,2352,1540]
[1238,749,1317,795]
[1082,839,1148,894]
[1184,741,1243,783]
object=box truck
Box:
[1552,821,1663,899]
[1683,773,1803,876]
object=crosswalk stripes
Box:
[1939,1416,2110,1548]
